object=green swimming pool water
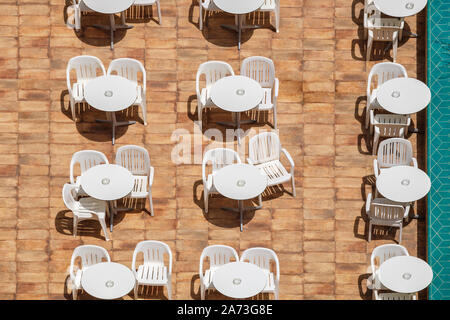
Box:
[427,0,450,300]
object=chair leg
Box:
[134,282,138,300]
[166,282,172,300]
[204,189,209,213]
[392,37,398,62]
[372,132,379,155]
[366,36,373,61]
[200,284,205,300]
[368,221,372,242]
[273,105,277,130]
[275,9,280,33]
[291,176,296,197]
[199,7,203,30]
[148,190,154,216]
[73,216,78,237]
[274,288,279,300]
[99,217,110,241]
[258,194,262,207]
[70,97,76,122]
[141,99,147,126]
[198,105,202,132]
[365,105,370,129]
[398,225,402,244]
[156,1,162,25]
[73,287,78,300]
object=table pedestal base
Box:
[221,199,262,232]
[216,112,255,145]
[220,14,261,50]
[96,112,136,145]
[93,14,133,50]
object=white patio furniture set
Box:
[68,0,162,50]
[368,244,433,300]
[66,55,147,145]
[202,132,295,232]
[364,0,427,61]
[62,145,155,240]
[70,241,172,300]
[199,245,280,300]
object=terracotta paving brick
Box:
[0,0,427,299]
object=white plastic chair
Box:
[248,132,295,205]
[66,55,106,122]
[115,145,155,216]
[62,183,110,241]
[373,138,417,179]
[240,56,279,129]
[240,247,280,300]
[199,245,239,300]
[198,0,220,31]
[132,240,172,300]
[365,193,410,243]
[202,148,241,213]
[107,58,147,125]
[70,150,109,196]
[370,244,409,295]
[370,112,410,155]
[257,0,280,33]
[66,0,93,31]
[196,61,234,131]
[69,245,111,300]
[131,0,162,24]
[366,5,403,62]
[366,62,408,129]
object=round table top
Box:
[81,262,136,300]
[377,78,431,115]
[212,262,267,299]
[213,0,265,15]
[79,164,134,201]
[83,0,135,14]
[376,166,431,203]
[214,164,267,201]
[378,256,433,293]
[84,75,137,113]
[210,75,263,113]
[374,0,427,17]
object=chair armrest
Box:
[366,193,372,214]
[149,166,154,186]
[373,159,379,179]
[403,204,410,219]
[247,158,255,165]
[411,157,418,168]
[281,148,295,170]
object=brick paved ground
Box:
[0,0,426,299]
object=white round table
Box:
[378,256,433,293]
[210,75,263,145]
[84,75,138,145]
[80,164,134,231]
[214,163,267,231]
[212,262,267,299]
[376,78,431,115]
[81,262,135,300]
[83,0,135,49]
[376,166,431,203]
[374,0,427,18]
[213,0,265,50]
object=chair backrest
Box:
[115,145,151,176]
[62,183,78,212]
[240,247,280,280]
[66,55,105,90]
[202,148,241,177]
[132,240,172,275]
[377,138,413,168]
[373,114,410,137]
[196,61,234,97]
[368,198,406,222]
[107,58,146,91]
[248,131,282,165]
[70,150,109,184]
[199,245,239,270]
[370,244,409,275]
[368,62,407,93]
[70,245,110,280]
[241,56,275,88]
